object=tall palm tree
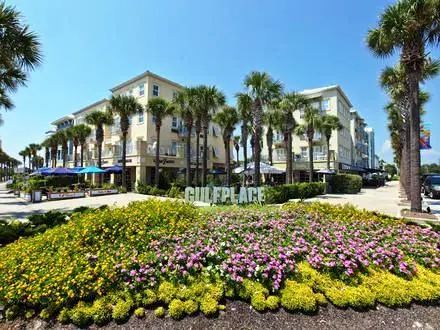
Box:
[279,92,308,184]
[53,130,68,167]
[0,3,42,111]
[194,85,226,186]
[18,150,26,172]
[243,72,282,186]
[41,138,51,168]
[66,126,78,167]
[28,143,40,170]
[192,89,203,186]
[236,93,253,177]
[108,95,143,189]
[74,124,92,167]
[146,97,175,187]
[173,88,195,187]
[367,0,440,211]
[295,106,323,183]
[85,111,114,176]
[214,106,239,187]
[233,135,241,166]
[24,146,32,172]
[320,115,343,170]
[264,106,283,166]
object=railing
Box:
[298,153,327,161]
[147,144,183,157]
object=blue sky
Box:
[3,0,440,164]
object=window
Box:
[171,117,178,128]
[127,88,133,96]
[153,84,160,97]
[321,99,330,111]
[128,116,132,126]
[301,147,308,159]
[172,90,178,99]
[139,83,145,96]
[138,110,144,124]
[152,115,156,124]
[171,142,177,156]
[311,102,320,110]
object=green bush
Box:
[265,182,326,203]
[136,181,166,196]
[167,184,183,199]
[46,175,80,189]
[329,174,362,194]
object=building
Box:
[48,71,229,188]
[364,127,375,169]
[262,85,374,180]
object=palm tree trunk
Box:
[121,132,127,190]
[74,144,78,167]
[62,147,67,168]
[404,124,411,200]
[98,142,102,186]
[225,137,231,187]
[195,129,201,186]
[253,101,262,186]
[326,138,331,170]
[235,147,240,166]
[202,123,209,186]
[308,137,314,183]
[408,72,421,211]
[286,131,292,184]
[242,123,248,174]
[155,125,161,187]
[80,144,84,167]
[185,124,192,187]
[267,128,273,166]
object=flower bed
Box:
[0,201,439,325]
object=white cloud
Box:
[380,139,394,163]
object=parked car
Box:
[421,173,439,193]
[422,175,440,199]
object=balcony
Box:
[147,143,184,158]
[298,153,327,161]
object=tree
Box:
[24,146,31,172]
[243,72,282,186]
[41,138,51,168]
[28,143,41,170]
[192,85,226,186]
[108,95,143,190]
[146,97,175,187]
[75,124,92,167]
[233,135,240,166]
[0,2,42,112]
[214,106,239,187]
[236,93,253,178]
[173,88,195,186]
[53,130,68,167]
[295,106,322,183]
[320,115,343,170]
[85,111,114,181]
[279,92,308,183]
[367,0,440,211]
[264,106,283,166]
[18,149,26,172]
[384,163,398,178]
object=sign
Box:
[184,186,265,204]
[420,123,432,150]
[89,189,119,196]
[48,191,85,200]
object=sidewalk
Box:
[308,181,404,218]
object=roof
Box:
[300,85,353,108]
[51,115,74,125]
[72,98,108,116]
[110,70,184,92]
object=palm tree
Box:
[192,89,203,186]
[367,0,440,211]
[214,106,239,187]
[146,97,175,187]
[24,146,32,172]
[193,86,226,187]
[233,135,241,166]
[243,72,282,186]
[173,88,195,187]
[85,111,114,176]
[295,106,322,183]
[18,150,26,172]
[41,139,50,168]
[28,143,41,170]
[264,106,283,166]
[279,92,308,184]
[0,3,42,111]
[320,115,343,170]
[236,93,253,177]
[53,130,69,167]
[75,124,92,167]
[108,95,143,189]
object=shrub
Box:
[69,302,93,327]
[24,309,35,319]
[199,295,219,316]
[134,307,145,318]
[167,184,183,199]
[112,298,132,323]
[329,174,362,194]
[183,299,199,315]
[154,306,166,318]
[141,289,157,306]
[266,295,280,310]
[136,181,166,196]
[91,298,112,325]
[57,308,70,324]
[168,299,185,319]
[280,281,317,313]
[5,305,19,320]
[265,182,326,203]
[158,281,177,304]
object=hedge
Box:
[328,174,362,194]
[265,182,326,204]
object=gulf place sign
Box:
[184,186,265,204]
